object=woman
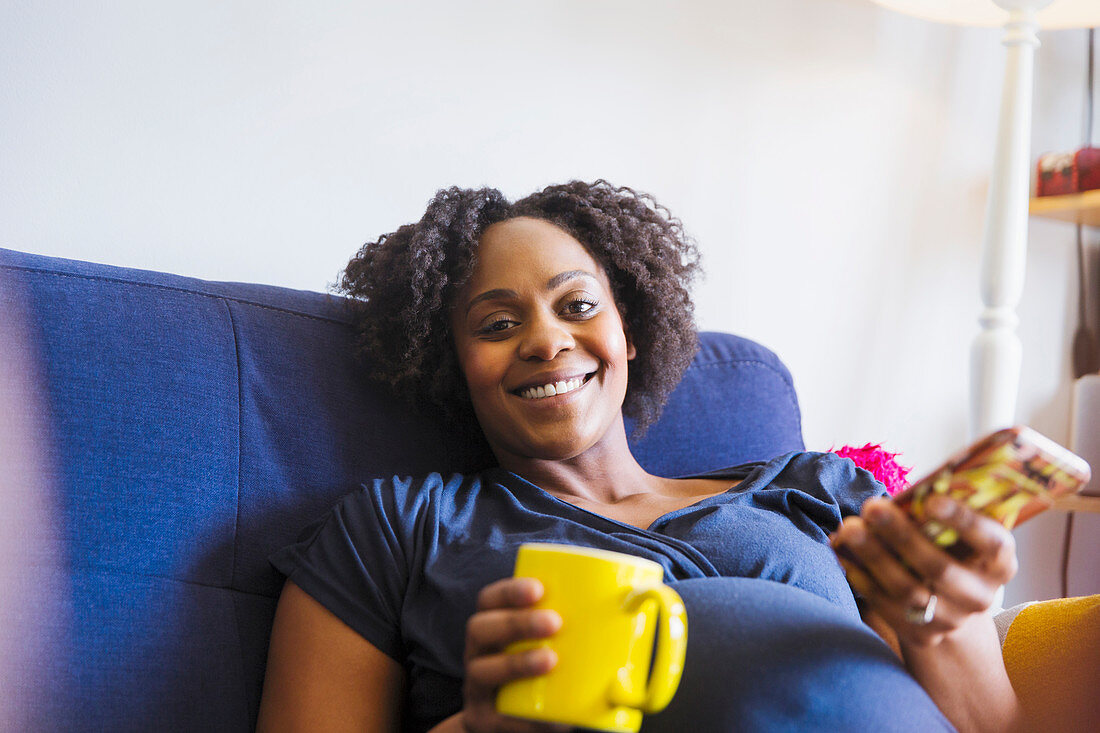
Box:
[258,181,1021,732]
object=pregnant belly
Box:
[641,577,956,732]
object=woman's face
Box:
[450,217,636,464]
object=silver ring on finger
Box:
[904,592,937,626]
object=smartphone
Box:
[892,426,1091,560]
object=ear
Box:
[625,327,637,361]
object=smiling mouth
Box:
[514,372,596,400]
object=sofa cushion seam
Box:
[71,567,279,599]
[0,264,351,325]
[224,298,261,727]
[224,299,245,592]
[688,358,790,377]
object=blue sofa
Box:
[0,247,806,730]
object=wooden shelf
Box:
[1029,189,1100,226]
[1053,494,1100,514]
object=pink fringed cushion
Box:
[830,443,911,496]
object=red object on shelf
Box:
[1036,152,1076,196]
[1076,147,1100,192]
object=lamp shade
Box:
[871,0,1100,29]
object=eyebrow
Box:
[464,270,598,314]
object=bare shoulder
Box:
[258,580,406,733]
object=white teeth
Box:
[519,376,585,400]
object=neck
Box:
[494,415,660,504]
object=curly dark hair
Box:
[336,180,700,436]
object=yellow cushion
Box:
[1002,595,1100,731]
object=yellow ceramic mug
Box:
[495,543,688,733]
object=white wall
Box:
[1,0,1095,606]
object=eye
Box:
[562,297,598,317]
[477,315,517,335]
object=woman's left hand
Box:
[830,493,1019,647]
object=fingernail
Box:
[527,647,557,671]
[518,577,543,598]
[868,506,892,527]
[535,610,562,635]
[928,496,953,520]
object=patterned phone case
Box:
[892,426,1091,559]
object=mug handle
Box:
[607,584,688,713]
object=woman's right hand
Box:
[457,576,572,733]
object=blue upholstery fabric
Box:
[0,247,804,730]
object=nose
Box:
[518,313,575,361]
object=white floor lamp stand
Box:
[970,2,1046,439]
[873,0,1100,437]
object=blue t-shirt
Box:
[271,451,953,732]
